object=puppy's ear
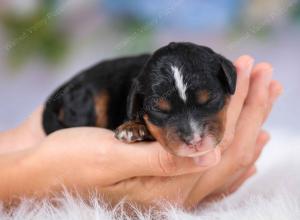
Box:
[217,55,237,94]
[127,79,144,120]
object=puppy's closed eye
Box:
[147,98,171,119]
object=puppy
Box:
[43,42,236,157]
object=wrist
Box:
[0,106,45,154]
[0,146,62,203]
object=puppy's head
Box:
[129,42,236,157]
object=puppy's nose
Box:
[189,137,202,145]
[180,134,202,145]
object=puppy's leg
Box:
[115,121,154,143]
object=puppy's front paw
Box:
[115,121,152,143]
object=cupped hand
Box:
[0,103,220,203]
[91,55,282,210]
[185,58,282,206]
[0,55,282,211]
[33,127,220,191]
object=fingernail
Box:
[276,84,284,96]
[193,150,219,166]
[245,58,254,75]
[271,86,283,103]
[235,55,254,76]
[242,57,254,75]
[263,70,273,87]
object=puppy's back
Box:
[43,54,150,134]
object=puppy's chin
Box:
[169,135,218,157]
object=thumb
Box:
[116,141,221,178]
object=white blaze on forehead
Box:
[171,65,187,102]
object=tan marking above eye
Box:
[196,90,210,104]
[156,98,171,111]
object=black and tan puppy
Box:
[43,42,236,157]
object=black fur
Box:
[43,54,150,134]
[43,42,236,156]
[128,42,235,127]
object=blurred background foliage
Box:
[1,0,299,70]
[0,0,68,68]
[0,0,299,132]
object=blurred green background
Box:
[0,0,299,133]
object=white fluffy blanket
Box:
[1,130,300,220]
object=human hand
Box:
[30,126,219,191]
[9,121,219,203]
[0,106,221,206]
[0,55,282,211]
[185,57,282,206]
[0,91,220,204]
[0,106,45,153]
[90,55,282,210]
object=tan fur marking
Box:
[196,90,210,104]
[157,98,171,111]
[94,90,109,127]
[210,96,230,143]
[143,114,183,155]
[142,96,231,155]
[58,109,64,122]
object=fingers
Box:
[220,130,270,195]
[117,59,279,180]
[253,130,270,161]
[220,60,283,155]
[219,55,253,151]
[222,130,269,195]
[231,55,254,111]
[97,58,281,209]
[185,128,270,206]
[230,63,272,160]
[155,147,221,176]
[263,80,283,123]
[184,60,280,206]
[92,131,268,211]
[48,127,220,186]
[120,142,221,178]
[228,166,257,194]
[131,56,254,177]
[205,129,269,200]
[203,165,257,203]
[268,80,283,103]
